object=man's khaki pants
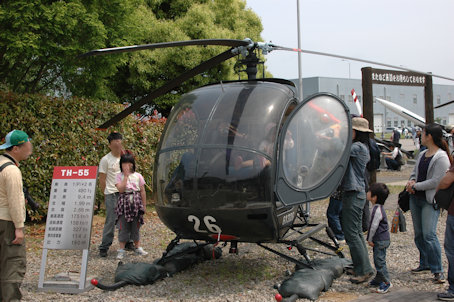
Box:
[0,220,26,302]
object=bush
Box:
[0,90,165,221]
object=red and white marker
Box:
[351,89,362,117]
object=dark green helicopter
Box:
[81,38,425,267]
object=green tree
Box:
[0,0,266,115]
[0,1,108,95]
[0,90,165,220]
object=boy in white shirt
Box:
[383,143,402,171]
[98,132,123,257]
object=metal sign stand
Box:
[38,166,98,294]
[38,249,92,294]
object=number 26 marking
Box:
[188,215,222,233]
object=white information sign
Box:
[38,166,98,294]
[43,166,97,249]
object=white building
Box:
[291,77,454,133]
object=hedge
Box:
[0,90,165,221]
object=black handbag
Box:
[398,188,410,212]
[434,183,454,210]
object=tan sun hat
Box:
[352,117,373,133]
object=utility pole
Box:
[297,0,303,101]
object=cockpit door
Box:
[276,93,352,206]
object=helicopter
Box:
[81,38,453,267]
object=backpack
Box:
[0,161,14,172]
[0,159,40,210]
[390,208,399,234]
[395,149,405,166]
[367,138,381,171]
[447,134,454,154]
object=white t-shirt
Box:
[99,152,121,194]
[391,147,399,159]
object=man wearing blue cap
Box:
[0,130,32,301]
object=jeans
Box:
[341,191,374,276]
[362,199,370,233]
[385,158,400,170]
[99,193,119,251]
[373,240,390,283]
[409,194,443,273]
[327,196,344,240]
[444,215,454,293]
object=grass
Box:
[375,132,393,140]
[387,184,405,194]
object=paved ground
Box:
[353,288,440,302]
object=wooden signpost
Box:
[362,67,434,184]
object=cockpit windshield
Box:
[161,83,291,151]
[155,82,295,208]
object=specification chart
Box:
[43,166,98,250]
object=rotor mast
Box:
[245,51,258,80]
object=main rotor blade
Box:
[97,48,237,129]
[435,100,454,109]
[272,45,454,82]
[80,39,250,57]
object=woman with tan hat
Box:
[341,117,375,284]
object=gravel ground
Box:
[20,163,451,302]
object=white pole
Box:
[383,87,387,138]
[342,59,351,79]
[297,0,303,101]
[297,0,308,214]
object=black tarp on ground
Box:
[155,242,222,276]
[279,257,352,301]
[94,242,222,291]
[114,262,167,285]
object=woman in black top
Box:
[406,124,452,283]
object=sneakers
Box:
[438,291,454,301]
[411,266,430,274]
[376,282,392,294]
[135,247,148,256]
[368,278,381,287]
[116,249,126,260]
[99,249,108,258]
[434,273,446,284]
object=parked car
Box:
[384,127,402,134]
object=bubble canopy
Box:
[154,81,351,209]
[154,81,296,209]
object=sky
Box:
[245,0,454,85]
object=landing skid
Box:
[159,206,344,269]
[258,205,344,269]
[257,223,344,270]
